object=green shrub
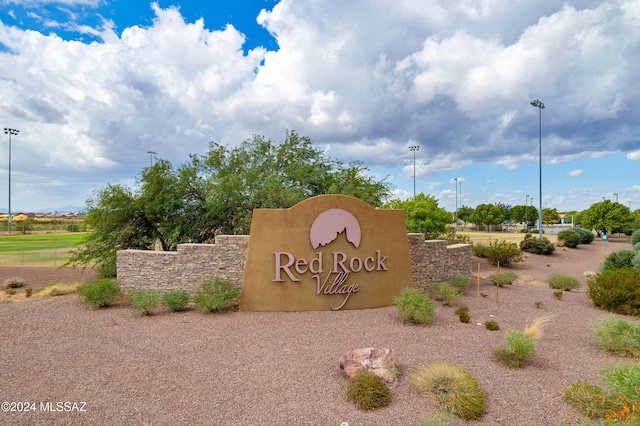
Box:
[600,362,640,403]
[547,274,580,291]
[77,279,120,307]
[588,269,640,316]
[630,229,640,245]
[520,234,555,255]
[450,276,470,294]
[4,277,24,289]
[493,329,536,368]
[128,289,160,315]
[574,227,595,244]
[563,382,617,420]
[592,316,640,357]
[97,256,117,278]
[633,242,640,252]
[557,229,581,248]
[632,251,640,270]
[162,291,190,312]
[487,271,519,286]
[485,239,523,267]
[553,291,563,300]
[345,370,391,410]
[455,306,470,323]
[433,283,460,306]
[25,288,32,298]
[394,287,435,324]
[472,243,488,258]
[535,301,544,309]
[601,249,636,272]
[485,320,499,331]
[411,361,485,420]
[193,277,239,313]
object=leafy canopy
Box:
[581,200,634,236]
[385,193,452,239]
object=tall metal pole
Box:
[4,128,19,236]
[530,99,545,240]
[525,195,529,230]
[147,150,157,167]
[454,178,458,230]
[409,145,419,198]
[613,193,618,203]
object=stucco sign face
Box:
[239,195,412,312]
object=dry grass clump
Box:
[36,282,82,298]
[523,313,554,340]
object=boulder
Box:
[339,347,398,389]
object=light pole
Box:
[525,195,530,230]
[454,178,458,230]
[613,193,618,203]
[530,99,545,239]
[530,198,534,229]
[3,127,19,236]
[409,145,419,198]
[147,150,157,167]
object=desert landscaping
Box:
[0,237,636,425]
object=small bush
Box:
[600,362,640,403]
[194,277,239,313]
[485,320,500,331]
[535,301,544,309]
[557,229,581,248]
[129,289,160,315]
[574,227,595,244]
[632,251,640,270]
[394,287,435,324]
[25,288,32,298]
[76,279,120,307]
[455,306,470,323]
[634,242,640,252]
[485,239,524,267]
[162,291,190,312]
[4,277,24,289]
[520,234,555,255]
[547,274,580,291]
[411,361,485,420]
[450,276,470,294]
[630,229,640,245]
[563,382,617,420]
[601,249,636,272]
[553,291,563,300]
[472,243,488,258]
[433,283,460,306]
[592,316,640,357]
[36,282,81,298]
[487,271,519,286]
[345,370,390,410]
[97,257,117,278]
[493,329,536,368]
[4,288,16,295]
[588,269,640,316]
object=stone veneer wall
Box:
[117,233,472,292]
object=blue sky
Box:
[0,0,638,213]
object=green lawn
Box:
[0,232,87,266]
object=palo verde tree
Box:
[385,193,452,239]
[470,203,505,231]
[68,130,393,276]
[581,200,634,236]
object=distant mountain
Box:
[0,205,86,214]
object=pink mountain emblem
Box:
[309,208,361,249]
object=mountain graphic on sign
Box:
[309,208,361,249]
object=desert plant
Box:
[574,227,595,244]
[194,277,239,313]
[523,314,553,340]
[394,287,435,324]
[345,370,391,410]
[493,328,538,368]
[162,290,190,312]
[535,301,544,309]
[487,271,519,286]
[548,274,580,291]
[563,381,617,420]
[433,283,460,306]
[36,282,81,298]
[600,361,640,403]
[4,288,16,295]
[76,278,120,307]
[588,269,640,316]
[455,306,470,323]
[25,288,32,298]
[632,250,640,270]
[601,249,636,272]
[4,277,24,289]
[557,229,581,248]
[129,289,160,315]
[472,243,488,258]
[633,242,640,252]
[520,234,555,255]
[411,361,485,420]
[630,229,640,245]
[553,291,563,300]
[592,316,640,357]
[485,239,523,267]
[449,276,470,294]
[485,320,500,331]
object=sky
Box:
[0,0,638,214]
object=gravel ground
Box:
[0,237,634,426]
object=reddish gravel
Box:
[0,237,634,426]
